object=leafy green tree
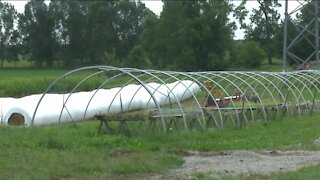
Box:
[158,1,196,70]
[237,41,266,68]
[141,11,161,68]
[48,1,69,66]
[10,0,236,70]
[234,0,249,30]
[125,45,151,68]
[195,1,234,70]
[104,49,122,67]
[145,1,234,71]
[47,1,147,67]
[115,0,147,60]
[0,2,18,67]
[242,0,281,65]
[64,1,89,66]
[157,1,185,69]
[85,1,119,64]
[19,0,55,67]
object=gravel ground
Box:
[155,150,320,179]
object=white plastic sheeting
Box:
[0,80,200,126]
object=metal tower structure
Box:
[283,0,320,71]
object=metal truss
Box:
[283,0,320,71]
[31,66,320,133]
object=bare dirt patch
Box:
[167,150,320,178]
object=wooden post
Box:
[240,90,245,129]
[310,87,317,116]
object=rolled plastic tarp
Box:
[0,80,200,126]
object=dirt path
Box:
[156,150,320,179]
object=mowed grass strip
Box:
[0,113,320,179]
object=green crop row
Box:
[0,69,100,97]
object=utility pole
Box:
[282,0,288,73]
[315,0,319,68]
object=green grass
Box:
[259,59,292,72]
[0,68,134,97]
[1,113,320,179]
[0,122,184,179]
[0,61,301,98]
[230,58,294,72]
[0,69,67,97]
[1,60,33,68]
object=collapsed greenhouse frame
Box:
[30,66,320,133]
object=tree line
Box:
[0,0,316,70]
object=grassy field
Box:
[0,114,320,179]
[230,58,294,72]
[0,68,122,97]
[1,67,320,179]
[0,68,67,97]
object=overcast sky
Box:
[4,0,305,40]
